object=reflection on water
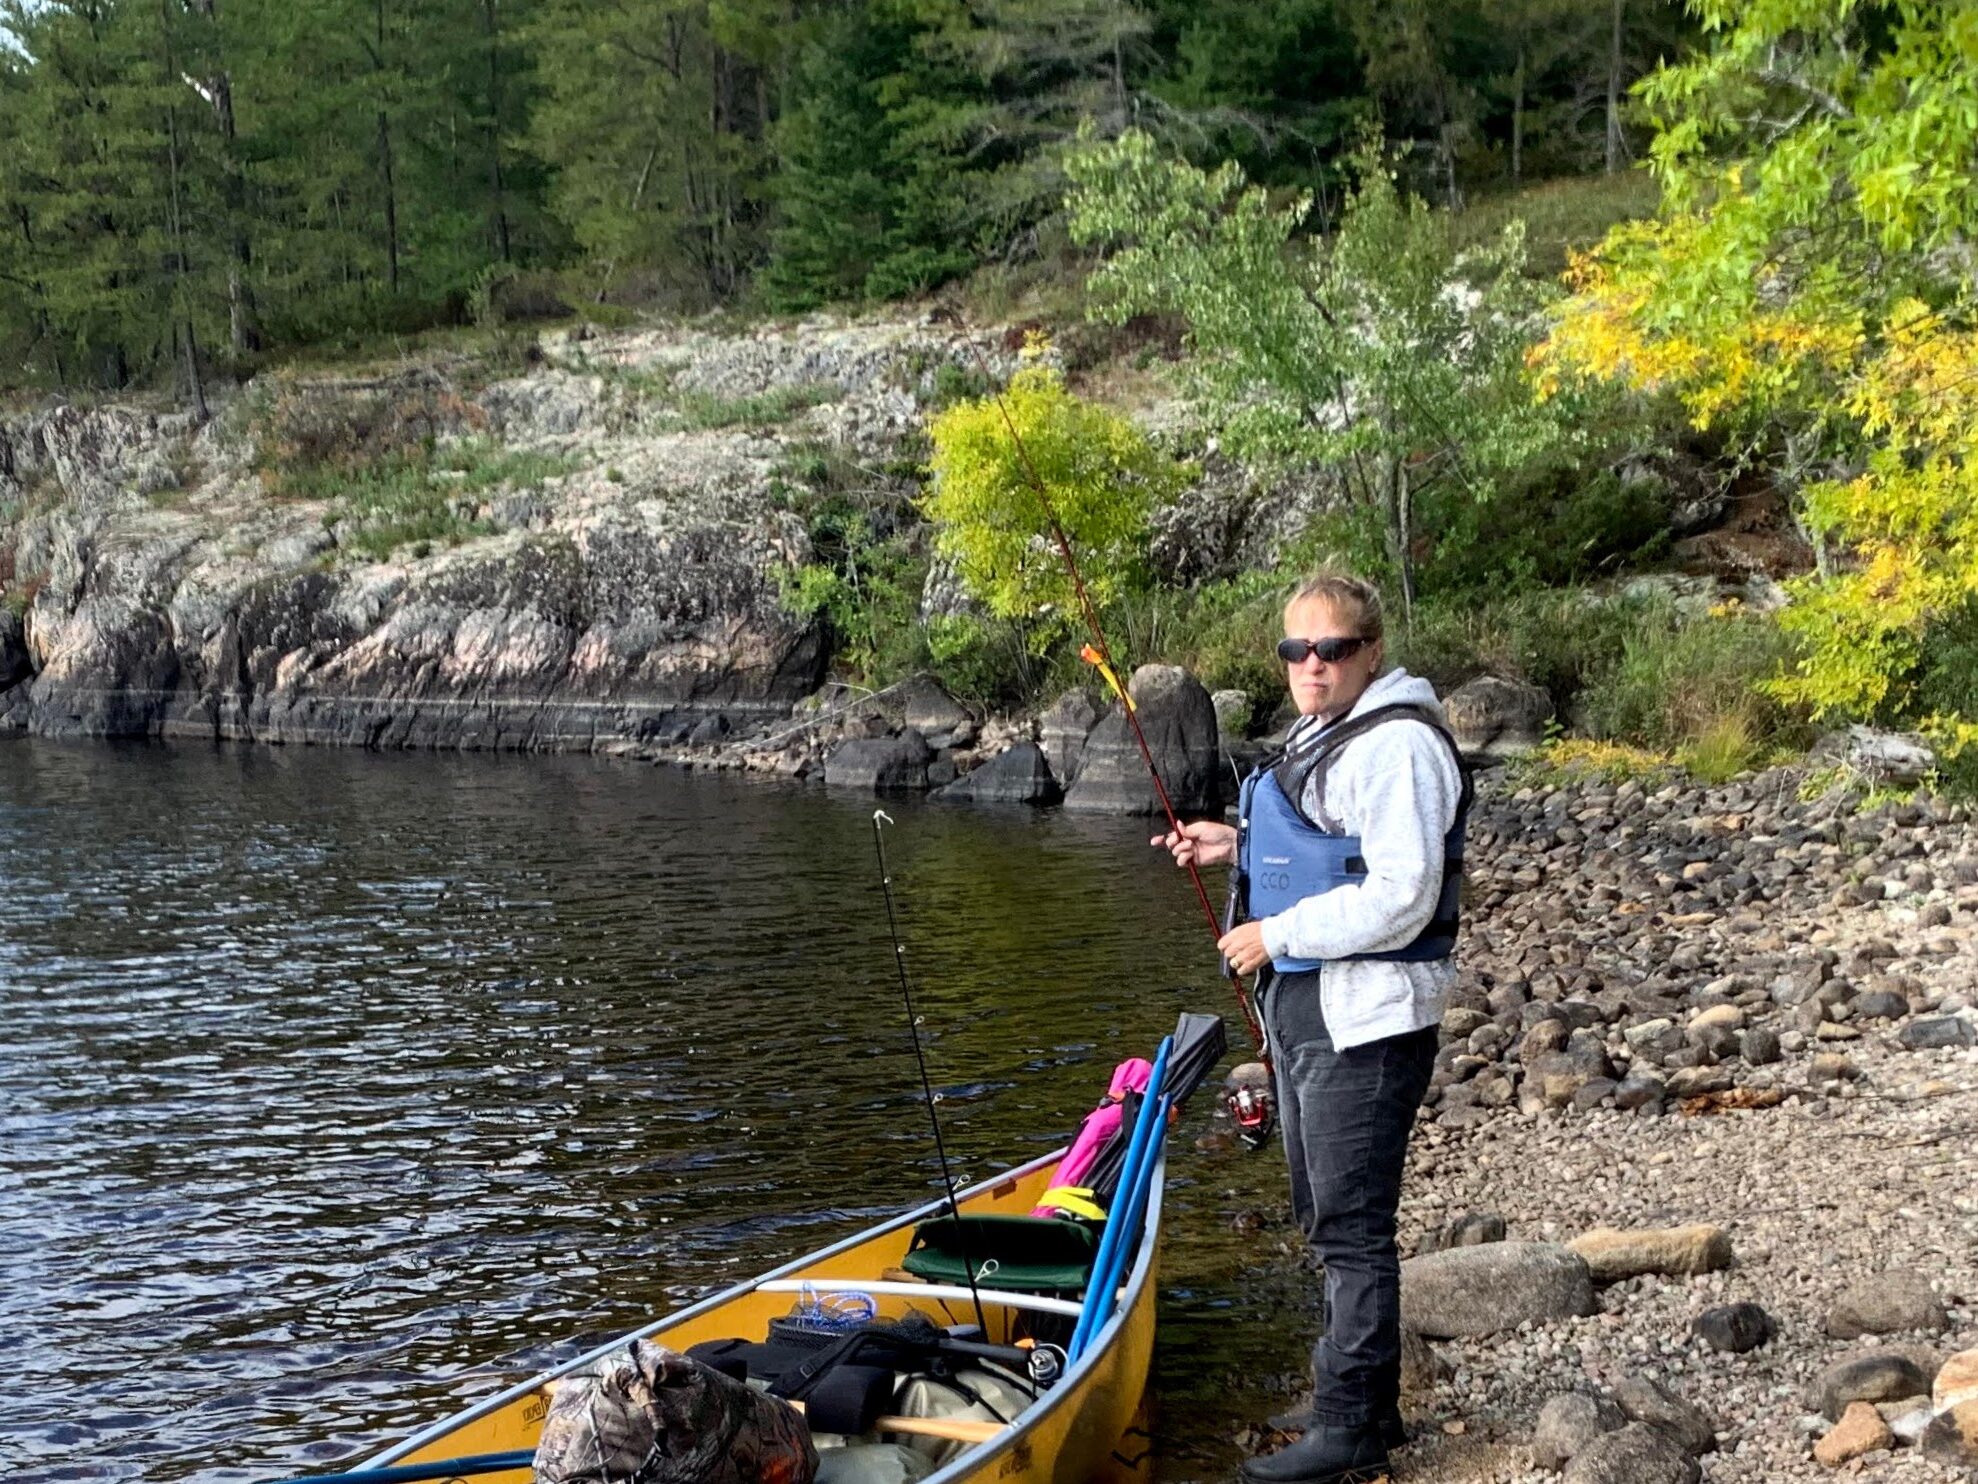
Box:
[0,739,1295,1484]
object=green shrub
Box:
[288,439,575,563]
[1580,605,1806,757]
[1392,589,1646,714]
[671,381,841,431]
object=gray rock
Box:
[1399,1325,1446,1394]
[1210,688,1252,738]
[1826,1274,1951,1339]
[891,676,970,737]
[1038,688,1103,791]
[1853,988,1910,1020]
[931,743,1059,806]
[1062,665,1221,815]
[1427,1211,1507,1251]
[1663,1066,1732,1099]
[1561,1423,1699,1484]
[823,737,929,792]
[1623,1019,1685,1061]
[1739,1026,1782,1065]
[1613,1074,1666,1112]
[1691,1302,1775,1354]
[1442,1006,1489,1040]
[1399,1241,1595,1338]
[258,527,336,569]
[1572,1076,1618,1111]
[1827,725,1936,785]
[1533,1392,1626,1471]
[1898,1015,1975,1050]
[688,712,732,747]
[1443,674,1554,758]
[1612,1375,1715,1455]
[1808,1352,1932,1421]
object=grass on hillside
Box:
[1450,171,1662,278]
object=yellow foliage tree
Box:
[924,357,1190,647]
[1533,0,1978,747]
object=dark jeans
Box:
[1264,969,1436,1429]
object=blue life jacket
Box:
[1235,703,1471,974]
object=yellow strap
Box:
[1039,1186,1107,1221]
[1079,644,1136,714]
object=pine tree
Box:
[530,0,774,306]
[760,2,970,309]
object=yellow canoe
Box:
[324,1147,1162,1484]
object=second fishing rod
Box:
[958,337,1276,1149]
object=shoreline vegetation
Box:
[9,3,1978,802]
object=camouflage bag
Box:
[534,1339,819,1484]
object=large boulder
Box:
[1399,1241,1596,1338]
[1038,687,1103,789]
[1443,675,1553,758]
[932,743,1059,806]
[1533,1392,1626,1471]
[1814,725,1935,785]
[1612,1376,1715,1455]
[1062,665,1220,815]
[1807,1351,1933,1421]
[1826,1273,1950,1339]
[889,676,971,741]
[1561,1423,1700,1484]
[824,735,930,791]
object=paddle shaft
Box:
[788,1402,1005,1444]
[263,1450,531,1484]
[1068,1035,1171,1359]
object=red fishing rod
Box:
[959,337,1275,1147]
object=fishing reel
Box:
[1222,1060,1276,1150]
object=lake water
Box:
[0,739,1304,1484]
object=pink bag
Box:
[1032,1057,1154,1219]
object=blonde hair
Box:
[1284,572,1385,642]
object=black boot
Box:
[1264,1402,1406,1452]
[1238,1423,1389,1484]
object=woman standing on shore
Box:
[1155,572,1470,1484]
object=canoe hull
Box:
[345,1150,1164,1484]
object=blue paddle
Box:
[258,1448,531,1484]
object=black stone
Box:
[1899,1016,1975,1050]
[1690,1302,1775,1354]
[930,743,1060,806]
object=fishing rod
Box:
[958,337,1275,1148]
[869,809,991,1336]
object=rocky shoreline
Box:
[0,319,1024,748]
[1216,759,1978,1483]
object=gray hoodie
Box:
[1254,667,1462,1050]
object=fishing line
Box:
[955,337,1270,1076]
[869,809,991,1338]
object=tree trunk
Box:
[596,139,661,303]
[1606,0,1625,174]
[1512,42,1525,187]
[160,0,209,420]
[1380,452,1415,624]
[189,0,259,354]
[376,0,400,294]
[482,0,511,262]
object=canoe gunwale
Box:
[357,1144,1165,1478]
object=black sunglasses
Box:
[1278,635,1371,665]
